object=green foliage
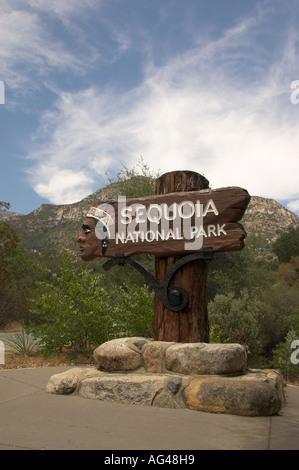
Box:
[0,201,10,211]
[271,329,299,382]
[208,324,221,343]
[0,221,22,327]
[28,249,154,355]
[106,156,160,198]
[0,221,20,272]
[113,283,154,338]
[208,236,276,300]
[277,256,299,287]
[272,226,299,263]
[208,289,266,359]
[0,218,50,329]
[28,249,116,354]
[1,237,48,328]
[255,266,299,364]
[2,163,299,382]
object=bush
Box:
[0,221,21,328]
[271,329,299,382]
[113,283,154,338]
[272,226,299,263]
[28,249,116,355]
[208,289,266,360]
[28,249,155,355]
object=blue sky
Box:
[1,0,299,215]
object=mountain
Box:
[0,184,117,255]
[241,196,299,260]
[242,196,299,236]
[0,210,23,221]
[2,186,299,259]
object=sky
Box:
[1,0,299,216]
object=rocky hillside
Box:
[2,186,299,258]
[242,196,299,239]
[0,210,23,221]
[242,196,299,259]
[0,185,117,255]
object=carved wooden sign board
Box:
[90,186,250,258]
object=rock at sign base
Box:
[46,338,285,417]
[184,371,285,416]
[165,342,247,375]
[93,337,148,371]
[46,367,102,395]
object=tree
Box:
[277,256,299,287]
[272,226,299,263]
[0,215,47,328]
[0,201,10,211]
[0,221,21,327]
[106,156,161,199]
[0,221,20,277]
[260,283,299,356]
[207,235,275,300]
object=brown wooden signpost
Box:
[154,171,250,343]
[79,170,250,343]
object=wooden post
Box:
[154,170,210,343]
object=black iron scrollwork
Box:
[102,247,234,312]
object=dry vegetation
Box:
[0,351,96,370]
[0,322,96,370]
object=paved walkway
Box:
[0,366,298,450]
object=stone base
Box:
[46,338,286,417]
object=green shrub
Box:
[28,249,155,355]
[113,283,154,338]
[271,329,299,382]
[208,289,266,359]
[28,249,116,355]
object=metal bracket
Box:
[102,247,234,312]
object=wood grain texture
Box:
[102,185,250,258]
[154,171,210,342]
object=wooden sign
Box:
[85,186,250,258]
[78,170,252,343]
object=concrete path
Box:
[0,366,298,451]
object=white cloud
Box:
[26,88,124,203]
[28,0,97,18]
[0,1,98,95]
[34,169,93,205]
[27,77,299,208]
[287,200,299,213]
[24,1,299,212]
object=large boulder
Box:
[47,367,285,416]
[142,341,175,373]
[183,371,284,416]
[93,337,148,371]
[165,343,247,375]
[78,374,168,406]
[46,338,285,417]
[46,367,102,394]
